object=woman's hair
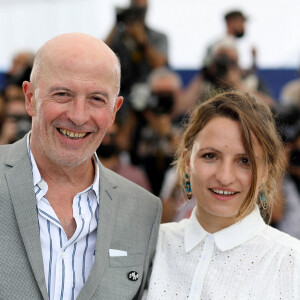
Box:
[175,91,285,222]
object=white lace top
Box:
[144,206,300,299]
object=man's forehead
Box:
[39,53,113,80]
[34,59,119,98]
[32,33,120,94]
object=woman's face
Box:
[185,116,266,232]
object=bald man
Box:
[0,33,161,300]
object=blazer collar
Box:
[77,161,119,299]
[5,135,48,299]
[184,205,267,253]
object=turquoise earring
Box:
[259,185,267,209]
[185,173,192,200]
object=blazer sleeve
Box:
[135,196,162,300]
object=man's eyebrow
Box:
[48,86,72,93]
[91,90,109,99]
[47,86,109,98]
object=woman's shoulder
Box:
[159,218,189,240]
[262,225,300,253]
[160,218,189,231]
[155,219,190,254]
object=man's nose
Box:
[67,97,89,126]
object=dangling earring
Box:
[259,184,267,209]
[185,173,192,200]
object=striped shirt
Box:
[27,134,100,300]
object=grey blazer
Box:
[0,136,162,300]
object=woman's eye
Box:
[240,157,249,165]
[203,153,216,160]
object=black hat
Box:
[224,10,247,22]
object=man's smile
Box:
[58,128,89,139]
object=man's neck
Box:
[39,157,95,193]
[30,149,95,196]
[27,133,98,237]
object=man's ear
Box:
[23,81,36,117]
[109,96,123,127]
[114,96,123,114]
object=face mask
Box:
[97,144,119,159]
[234,30,245,38]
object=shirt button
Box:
[61,252,65,259]
[40,182,45,189]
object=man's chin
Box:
[47,151,92,168]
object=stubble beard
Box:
[43,130,96,169]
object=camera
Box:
[116,6,146,24]
[148,92,174,115]
[213,54,238,77]
[129,83,174,115]
[202,53,238,84]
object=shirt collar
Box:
[27,132,42,186]
[27,132,100,203]
[184,205,267,253]
[92,153,100,203]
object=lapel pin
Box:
[128,271,139,281]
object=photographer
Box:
[180,42,275,109]
[203,42,243,90]
[96,119,152,192]
[0,96,31,145]
[271,103,300,239]
[0,51,33,145]
[129,68,181,196]
[105,0,168,98]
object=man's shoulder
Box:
[0,143,11,158]
[0,141,15,152]
[0,139,24,161]
[0,137,28,164]
[263,225,300,253]
[101,165,159,202]
[100,165,162,228]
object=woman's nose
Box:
[215,160,235,186]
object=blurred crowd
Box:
[1,0,300,238]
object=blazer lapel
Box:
[77,164,119,299]
[5,138,48,299]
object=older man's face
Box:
[24,44,122,168]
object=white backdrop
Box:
[0,0,299,71]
